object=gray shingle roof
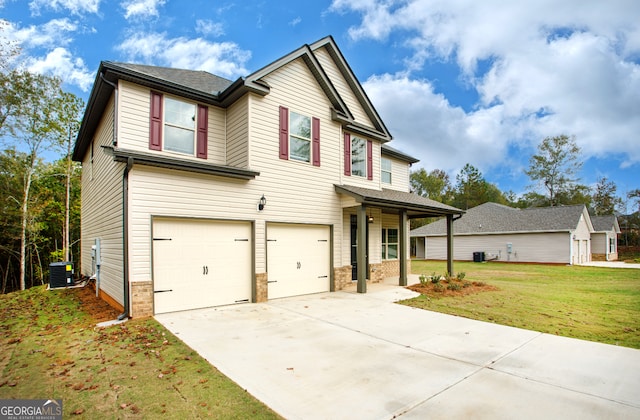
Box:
[335,184,463,216]
[107,62,234,95]
[590,215,620,233]
[410,202,589,236]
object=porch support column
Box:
[357,204,367,293]
[446,214,454,276]
[399,210,408,286]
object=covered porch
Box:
[335,185,465,293]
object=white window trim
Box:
[351,136,367,177]
[289,110,312,163]
[382,228,399,260]
[164,96,197,156]
[381,157,392,184]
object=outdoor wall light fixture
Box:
[258,195,267,211]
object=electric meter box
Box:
[50,262,74,288]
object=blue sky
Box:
[2,0,639,210]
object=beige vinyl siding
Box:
[425,232,571,264]
[117,81,226,165]
[226,94,249,168]
[248,58,345,266]
[80,94,125,305]
[314,47,375,129]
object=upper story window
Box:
[279,106,320,166]
[351,136,367,177]
[149,91,208,159]
[164,97,196,155]
[381,158,392,184]
[344,133,373,180]
[289,111,311,162]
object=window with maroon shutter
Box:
[312,117,320,166]
[344,133,351,175]
[279,106,289,160]
[367,140,373,180]
[149,91,163,151]
[196,104,208,159]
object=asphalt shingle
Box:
[410,202,589,236]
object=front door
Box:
[350,215,369,281]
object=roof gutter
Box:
[118,157,134,321]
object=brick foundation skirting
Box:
[334,265,352,290]
[131,280,153,318]
[256,273,268,302]
[369,263,384,283]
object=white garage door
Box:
[152,218,252,314]
[267,223,330,299]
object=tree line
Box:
[1,32,84,293]
[411,135,640,241]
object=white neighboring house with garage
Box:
[411,202,598,265]
[73,36,463,318]
[590,215,621,262]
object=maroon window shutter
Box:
[279,106,289,160]
[343,133,351,176]
[196,105,208,159]
[149,91,163,150]
[312,117,320,167]
[367,140,373,180]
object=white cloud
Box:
[364,74,512,174]
[117,32,251,79]
[1,18,93,91]
[29,0,100,16]
[195,19,224,37]
[331,0,640,172]
[25,47,94,91]
[289,17,302,27]
[5,18,77,49]
[121,0,165,20]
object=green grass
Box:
[0,286,281,419]
[405,261,640,349]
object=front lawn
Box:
[405,261,640,349]
[0,285,281,419]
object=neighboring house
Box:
[411,202,599,265]
[590,215,621,261]
[72,36,463,318]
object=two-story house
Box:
[72,36,463,318]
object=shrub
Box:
[447,283,461,291]
[433,283,445,292]
[419,274,428,285]
[430,272,440,284]
[462,281,472,288]
[456,272,466,281]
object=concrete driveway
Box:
[156,283,640,419]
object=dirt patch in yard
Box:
[406,280,499,298]
[72,282,121,323]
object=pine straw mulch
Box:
[406,278,499,298]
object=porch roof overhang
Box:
[334,184,464,218]
[104,147,260,180]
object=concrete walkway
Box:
[156,284,640,419]
[580,261,640,269]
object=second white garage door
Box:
[152,217,252,314]
[267,223,331,299]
